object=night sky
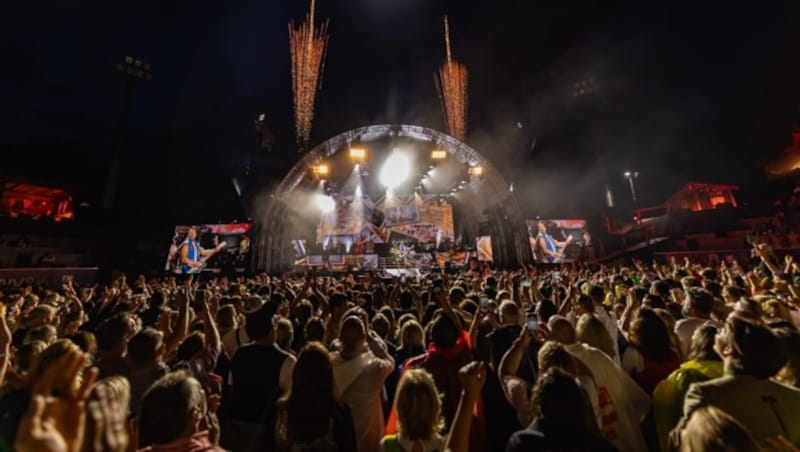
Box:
[3,0,800,224]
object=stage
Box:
[252,124,531,273]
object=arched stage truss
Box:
[252,124,532,272]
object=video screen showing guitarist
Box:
[536,221,572,264]
[179,226,225,274]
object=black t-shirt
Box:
[505,421,617,452]
[228,343,289,423]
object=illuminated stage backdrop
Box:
[316,194,454,248]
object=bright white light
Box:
[380,153,410,188]
[315,194,335,213]
[355,184,362,197]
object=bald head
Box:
[547,316,576,345]
[339,316,366,358]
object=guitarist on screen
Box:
[536,221,572,264]
[179,226,225,274]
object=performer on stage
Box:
[179,227,224,274]
[536,221,572,263]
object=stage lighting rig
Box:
[310,162,330,179]
[349,146,367,163]
[431,149,447,161]
[468,165,484,177]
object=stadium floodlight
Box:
[380,152,410,189]
[315,194,335,213]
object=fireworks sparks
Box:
[435,16,468,142]
[289,0,329,152]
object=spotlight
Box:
[314,194,335,213]
[350,147,367,163]
[380,152,410,189]
[431,149,447,161]
[355,184,362,197]
[468,165,484,177]
[312,163,330,178]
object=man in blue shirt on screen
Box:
[179,226,224,274]
[536,221,571,264]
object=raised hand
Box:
[19,350,98,452]
[458,361,487,397]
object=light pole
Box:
[103,56,151,209]
[624,170,639,204]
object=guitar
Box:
[182,241,226,274]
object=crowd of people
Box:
[0,243,799,451]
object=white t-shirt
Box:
[331,345,395,452]
[566,343,650,452]
[674,317,716,357]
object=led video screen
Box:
[165,223,252,274]
[526,219,591,263]
[316,194,455,251]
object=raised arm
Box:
[0,314,10,388]
[202,291,221,356]
[444,362,486,452]
[164,287,190,359]
[498,328,532,379]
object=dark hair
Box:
[532,368,596,436]
[329,292,348,311]
[588,286,605,304]
[128,328,163,365]
[687,287,714,315]
[536,299,557,323]
[398,291,413,310]
[68,331,97,357]
[283,342,343,442]
[489,325,522,369]
[96,316,129,352]
[688,324,721,362]
[176,331,205,362]
[576,295,594,313]
[630,308,675,362]
[700,267,718,282]
[371,314,390,339]
[725,316,786,379]
[139,371,203,445]
[643,294,665,309]
[773,327,800,388]
[245,302,276,340]
[652,280,671,297]
[430,313,459,349]
[304,316,325,343]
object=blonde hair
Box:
[399,320,424,351]
[394,369,443,441]
[575,314,616,361]
[680,406,759,452]
[762,298,791,322]
[28,339,79,383]
[94,376,131,413]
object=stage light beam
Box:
[315,194,335,213]
[380,153,410,189]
